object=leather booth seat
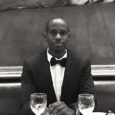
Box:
[0,81,115,115]
[94,81,115,113]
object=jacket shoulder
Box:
[24,50,47,66]
[68,49,90,62]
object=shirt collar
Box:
[47,48,67,63]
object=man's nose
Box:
[55,33,61,39]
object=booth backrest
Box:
[0,83,21,115]
[0,81,115,115]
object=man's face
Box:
[44,19,71,53]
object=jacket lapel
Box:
[40,50,57,102]
[61,50,75,101]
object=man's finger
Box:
[52,104,66,114]
[49,101,64,114]
[57,108,67,115]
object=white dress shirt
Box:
[47,49,67,101]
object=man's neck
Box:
[48,49,66,59]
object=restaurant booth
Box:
[0,0,115,115]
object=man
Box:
[21,17,95,115]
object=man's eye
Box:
[60,31,67,36]
[50,31,57,35]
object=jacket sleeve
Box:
[21,60,36,115]
[79,58,95,94]
[69,58,95,112]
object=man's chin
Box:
[54,47,65,53]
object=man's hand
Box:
[41,107,49,115]
[49,101,75,115]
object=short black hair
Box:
[45,17,69,33]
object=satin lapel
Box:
[40,50,57,101]
[61,50,75,101]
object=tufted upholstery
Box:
[0,3,115,66]
[0,81,115,115]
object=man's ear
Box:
[67,32,71,41]
[43,32,47,41]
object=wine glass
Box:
[78,94,95,115]
[30,93,47,115]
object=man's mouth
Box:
[55,43,63,46]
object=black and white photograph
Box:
[0,0,115,115]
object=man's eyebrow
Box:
[49,29,56,31]
[50,29,67,31]
[61,28,68,31]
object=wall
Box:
[0,3,115,66]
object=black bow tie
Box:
[50,57,67,67]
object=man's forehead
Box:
[51,18,66,23]
[48,19,68,30]
[49,18,67,26]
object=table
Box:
[91,112,106,115]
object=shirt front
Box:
[47,49,67,101]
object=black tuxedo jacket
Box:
[21,49,95,115]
